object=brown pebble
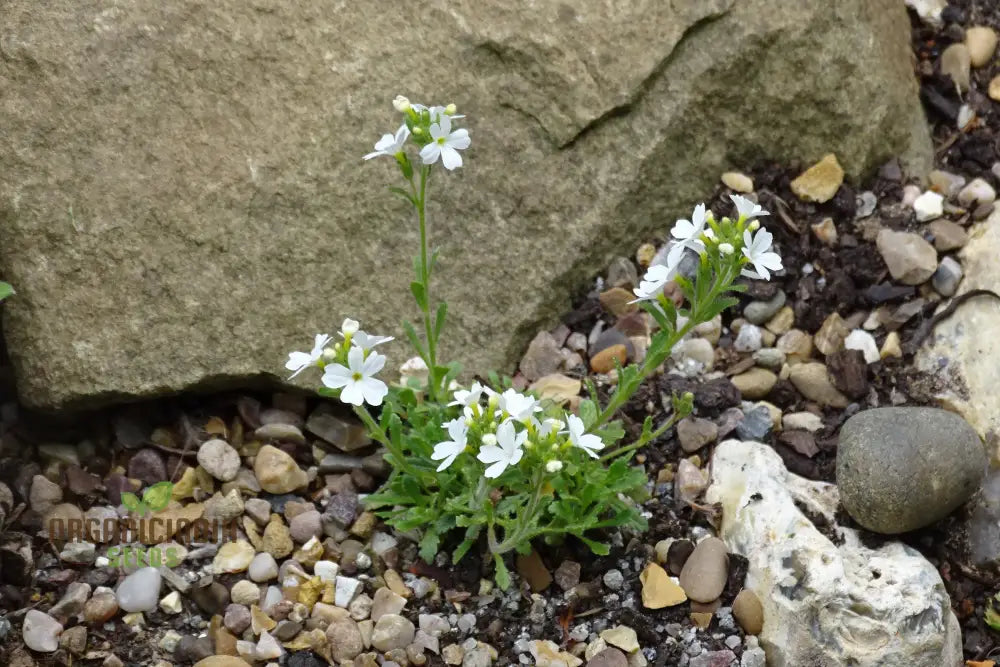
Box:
[667,540,694,576]
[732,589,764,635]
[590,344,627,374]
[516,550,552,592]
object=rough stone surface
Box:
[918,204,1000,439]
[0,0,930,409]
[707,440,963,667]
[837,407,986,534]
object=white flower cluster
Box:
[285,319,394,407]
[632,194,783,304]
[432,383,604,479]
[364,96,471,171]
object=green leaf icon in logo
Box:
[143,481,174,512]
[121,491,147,516]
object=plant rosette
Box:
[285,97,783,588]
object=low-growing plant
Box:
[286,97,783,588]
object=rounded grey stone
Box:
[837,407,986,534]
[743,291,786,325]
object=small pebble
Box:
[912,190,944,222]
[603,569,625,591]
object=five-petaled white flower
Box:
[564,414,605,458]
[668,203,709,265]
[731,194,769,221]
[419,115,470,170]
[352,330,395,353]
[285,333,332,379]
[431,418,469,472]
[321,347,389,407]
[364,124,410,161]
[496,388,542,422]
[630,262,677,304]
[741,228,783,281]
[478,420,527,478]
[450,382,486,408]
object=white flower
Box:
[340,319,360,336]
[477,420,526,478]
[321,347,389,407]
[352,330,395,353]
[668,203,709,265]
[731,194,768,221]
[630,262,676,304]
[564,414,604,458]
[393,95,411,112]
[497,388,541,422]
[532,417,564,439]
[364,124,410,161]
[719,242,734,255]
[431,418,469,471]
[741,228,783,281]
[419,115,470,170]
[285,333,332,379]
[450,382,487,408]
[545,460,563,473]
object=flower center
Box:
[352,372,363,382]
[436,137,446,145]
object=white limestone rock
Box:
[706,440,962,667]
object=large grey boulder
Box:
[0,0,931,409]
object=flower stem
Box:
[414,166,441,401]
[595,263,737,428]
[354,404,420,478]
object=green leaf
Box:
[986,598,1000,632]
[317,387,339,399]
[0,282,14,302]
[120,492,142,512]
[434,302,448,339]
[410,281,428,311]
[576,535,611,556]
[453,538,476,564]
[143,481,174,511]
[388,186,415,204]
[429,248,441,276]
[418,529,440,564]
[493,553,511,590]
[578,399,598,429]
[402,320,428,359]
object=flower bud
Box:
[392,95,411,112]
[412,126,423,136]
[719,242,734,255]
[703,228,716,240]
[321,348,337,363]
[445,103,457,115]
[748,220,760,231]
[341,318,360,335]
[481,434,498,447]
[546,460,563,473]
